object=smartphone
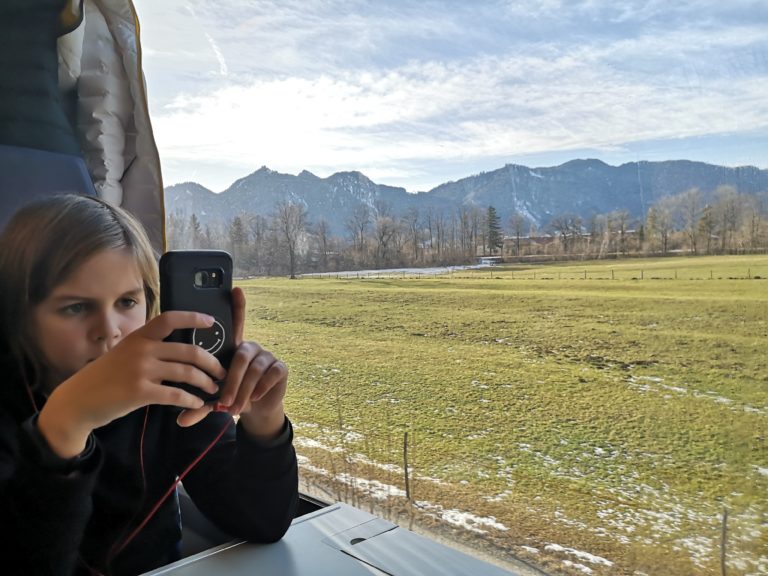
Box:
[159,250,235,402]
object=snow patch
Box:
[417,501,509,534]
[544,543,613,567]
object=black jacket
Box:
[0,352,299,575]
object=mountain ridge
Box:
[164,159,768,235]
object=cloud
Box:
[153,24,768,178]
[134,0,768,190]
[203,31,229,76]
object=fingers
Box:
[156,341,227,382]
[231,286,246,346]
[140,311,216,341]
[221,343,287,414]
[159,361,221,396]
[151,384,207,411]
[249,360,287,403]
[219,341,262,408]
[176,404,214,427]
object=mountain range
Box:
[164,159,768,236]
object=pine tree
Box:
[229,216,247,265]
[487,206,503,255]
[189,213,202,248]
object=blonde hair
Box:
[0,194,159,391]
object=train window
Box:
[135,1,767,574]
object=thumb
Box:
[176,405,214,427]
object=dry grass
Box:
[239,254,768,576]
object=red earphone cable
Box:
[110,415,234,558]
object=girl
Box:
[0,194,298,575]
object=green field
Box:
[238,255,767,576]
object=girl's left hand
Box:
[177,287,288,438]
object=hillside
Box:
[164,160,768,235]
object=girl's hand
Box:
[38,312,226,458]
[177,287,288,439]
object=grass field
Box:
[237,255,767,576]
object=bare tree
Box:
[228,215,248,270]
[247,214,271,274]
[391,218,408,266]
[600,214,615,257]
[203,224,214,249]
[373,212,398,268]
[276,201,308,279]
[698,204,717,254]
[264,219,283,276]
[457,207,472,258]
[587,213,607,257]
[646,198,674,254]
[743,194,766,251]
[509,213,526,256]
[448,211,458,261]
[315,218,332,270]
[345,204,370,259]
[402,207,421,264]
[679,188,703,254]
[713,186,740,254]
[470,207,483,259]
[614,210,631,255]
[424,206,438,258]
[427,207,446,262]
[434,209,448,262]
[549,214,582,254]
[166,209,187,250]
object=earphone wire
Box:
[104,406,152,565]
[22,364,233,572]
[109,414,234,559]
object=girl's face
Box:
[32,248,148,387]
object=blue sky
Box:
[133,0,768,193]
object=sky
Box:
[132,0,768,193]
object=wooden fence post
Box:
[720,507,728,576]
[403,432,411,501]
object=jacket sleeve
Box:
[172,413,299,543]
[0,411,102,576]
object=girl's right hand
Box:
[37,311,226,459]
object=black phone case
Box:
[159,250,235,402]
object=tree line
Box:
[165,185,767,277]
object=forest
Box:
[165,185,767,278]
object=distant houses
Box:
[478,234,559,259]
